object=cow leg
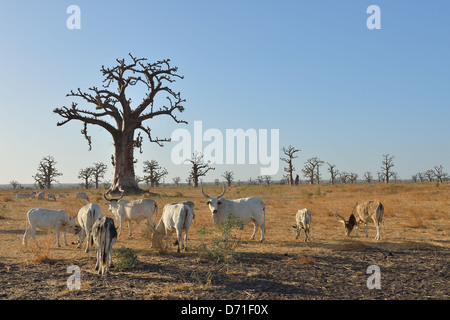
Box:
[176,230,182,253]
[165,230,169,250]
[250,221,258,240]
[375,222,381,240]
[23,225,31,246]
[85,229,90,252]
[355,223,359,238]
[109,238,116,269]
[259,219,265,242]
[184,231,189,252]
[128,221,132,237]
[77,228,85,249]
[63,232,69,246]
[55,227,61,247]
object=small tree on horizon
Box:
[32,156,63,189]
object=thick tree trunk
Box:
[108,130,144,195]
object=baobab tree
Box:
[32,156,62,189]
[302,157,324,184]
[91,162,108,189]
[53,54,186,195]
[186,152,215,187]
[222,171,235,186]
[432,165,447,183]
[327,163,338,185]
[380,154,396,184]
[280,145,300,185]
[143,160,168,187]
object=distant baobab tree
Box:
[380,154,396,184]
[143,160,168,187]
[53,54,186,195]
[432,165,447,183]
[32,156,62,189]
[186,152,215,187]
[280,145,300,185]
[327,163,338,185]
[302,157,324,185]
[222,171,235,186]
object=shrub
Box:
[114,246,138,271]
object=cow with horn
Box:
[201,184,266,242]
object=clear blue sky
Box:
[0,0,449,185]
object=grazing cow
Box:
[152,201,194,253]
[47,194,57,201]
[76,192,90,202]
[202,184,266,242]
[92,217,117,276]
[36,192,45,200]
[336,200,384,240]
[16,193,32,201]
[23,208,80,247]
[57,193,66,200]
[76,203,103,252]
[293,208,311,242]
[104,192,158,237]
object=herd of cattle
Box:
[18,185,384,276]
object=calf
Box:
[293,208,311,242]
[76,203,103,252]
[92,217,117,276]
[336,200,384,240]
[23,208,80,247]
[152,202,194,253]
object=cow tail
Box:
[379,202,385,226]
[101,225,107,266]
[153,203,159,224]
[89,209,94,246]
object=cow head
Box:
[104,191,124,220]
[60,218,81,235]
[335,212,357,236]
[202,184,226,223]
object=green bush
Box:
[114,246,138,271]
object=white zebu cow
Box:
[77,203,103,252]
[336,200,384,240]
[76,192,90,202]
[16,193,32,201]
[23,208,80,247]
[36,192,45,200]
[293,208,311,242]
[202,185,266,242]
[152,201,194,253]
[92,217,117,276]
[104,193,158,237]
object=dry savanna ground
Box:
[0,183,449,300]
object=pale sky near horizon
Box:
[0,1,449,185]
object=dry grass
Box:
[0,182,448,299]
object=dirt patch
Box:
[1,184,449,300]
[0,240,448,300]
